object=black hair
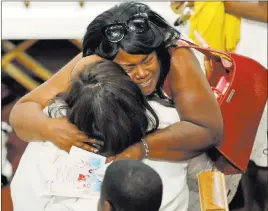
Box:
[100,159,163,211]
[48,60,159,156]
[82,2,180,103]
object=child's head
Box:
[98,159,163,211]
[53,60,158,156]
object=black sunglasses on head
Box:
[103,13,149,43]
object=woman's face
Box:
[113,49,160,95]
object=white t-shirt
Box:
[11,100,189,211]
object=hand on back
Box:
[45,54,104,153]
[46,117,103,152]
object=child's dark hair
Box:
[100,159,163,211]
[49,60,159,156]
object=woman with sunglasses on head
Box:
[10,2,222,172]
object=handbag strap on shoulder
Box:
[171,39,234,72]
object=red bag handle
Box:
[171,39,235,72]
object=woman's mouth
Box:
[139,79,152,87]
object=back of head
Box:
[53,60,158,156]
[100,159,163,211]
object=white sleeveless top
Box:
[11,100,189,211]
[145,101,189,211]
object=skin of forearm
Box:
[145,140,203,162]
[146,147,202,162]
[9,53,84,142]
[9,102,51,142]
[145,120,219,160]
[224,1,268,22]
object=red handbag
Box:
[164,39,267,174]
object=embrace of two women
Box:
[9,2,249,211]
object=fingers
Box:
[83,138,104,146]
[69,131,104,153]
[204,58,212,78]
[74,141,99,153]
[194,30,232,68]
[74,132,103,146]
[75,133,89,141]
[53,118,104,153]
[71,127,104,147]
[221,57,233,68]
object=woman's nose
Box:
[135,65,149,79]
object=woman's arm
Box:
[224,1,268,23]
[9,53,102,152]
[115,47,223,162]
[148,47,223,155]
[9,53,82,140]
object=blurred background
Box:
[1,1,267,211]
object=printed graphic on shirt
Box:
[42,146,106,198]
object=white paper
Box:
[42,146,107,198]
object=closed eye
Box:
[143,56,154,65]
[120,64,135,73]
[124,66,135,73]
